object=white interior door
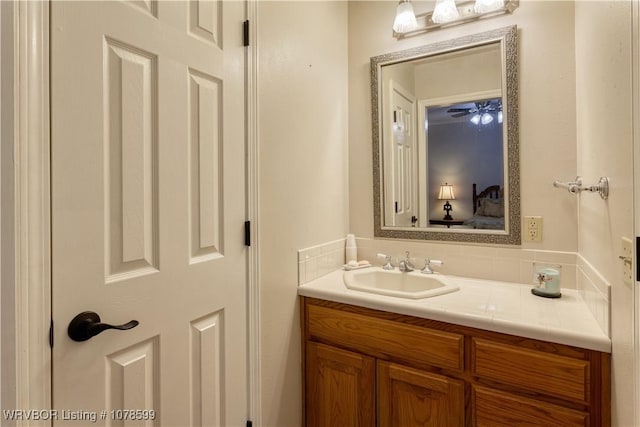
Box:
[51,1,247,426]
[384,81,417,227]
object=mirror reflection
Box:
[371,26,520,244]
[426,97,504,230]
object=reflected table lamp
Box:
[438,183,456,220]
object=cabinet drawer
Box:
[472,338,589,403]
[306,304,463,371]
[474,386,589,427]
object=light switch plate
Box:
[622,237,633,285]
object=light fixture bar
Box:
[393,0,519,40]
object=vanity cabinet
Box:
[301,297,610,426]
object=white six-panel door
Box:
[51,1,247,425]
[384,81,418,227]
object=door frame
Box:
[633,0,640,425]
[1,1,261,424]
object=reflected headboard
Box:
[472,183,502,214]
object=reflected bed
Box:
[463,183,504,230]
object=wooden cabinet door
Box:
[306,342,375,427]
[378,361,464,427]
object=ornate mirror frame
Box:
[371,25,520,244]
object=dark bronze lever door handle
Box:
[67,311,139,342]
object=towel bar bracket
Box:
[553,176,609,200]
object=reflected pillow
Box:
[476,198,504,217]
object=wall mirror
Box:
[371,25,520,244]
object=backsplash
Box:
[354,238,578,288]
[297,238,346,284]
[297,237,610,337]
[576,254,611,337]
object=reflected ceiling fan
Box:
[447,99,502,125]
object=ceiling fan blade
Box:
[451,112,469,118]
[447,108,470,113]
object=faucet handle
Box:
[421,258,444,274]
[377,253,394,270]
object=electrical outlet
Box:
[622,237,633,285]
[524,216,543,242]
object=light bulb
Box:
[470,114,481,125]
[393,0,418,33]
[498,111,503,123]
[481,112,494,125]
[432,0,460,24]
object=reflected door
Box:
[385,82,418,227]
[51,1,247,425]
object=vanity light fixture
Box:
[438,183,456,220]
[392,0,519,39]
[392,0,418,34]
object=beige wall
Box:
[349,1,579,252]
[413,44,502,100]
[257,2,349,426]
[575,2,634,425]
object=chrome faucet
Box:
[398,251,415,272]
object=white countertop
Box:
[298,268,611,353]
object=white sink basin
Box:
[343,268,459,299]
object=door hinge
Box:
[395,201,398,213]
[243,20,250,47]
[244,221,251,247]
[246,421,252,427]
[49,318,54,348]
[635,237,640,282]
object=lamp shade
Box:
[474,0,505,14]
[481,112,494,125]
[438,183,456,200]
[393,0,418,33]
[432,0,460,24]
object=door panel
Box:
[107,337,160,419]
[104,39,159,281]
[51,1,247,425]
[188,69,223,262]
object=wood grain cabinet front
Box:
[306,341,375,427]
[474,386,589,427]
[302,297,611,426]
[378,361,464,427]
